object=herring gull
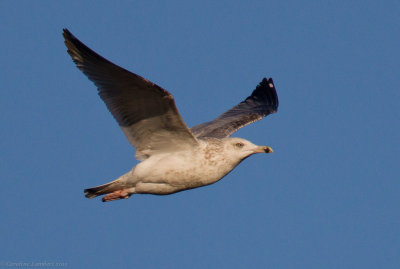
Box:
[63,29,279,202]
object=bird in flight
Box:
[63,29,279,202]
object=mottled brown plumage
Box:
[63,29,279,202]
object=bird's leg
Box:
[102,189,132,202]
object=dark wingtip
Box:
[62,28,72,39]
[62,28,84,51]
[259,77,274,89]
[62,28,78,53]
[248,77,279,112]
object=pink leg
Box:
[102,189,131,202]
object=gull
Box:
[63,29,279,202]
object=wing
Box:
[191,78,279,138]
[63,29,198,160]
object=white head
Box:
[223,137,273,163]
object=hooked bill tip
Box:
[264,146,273,153]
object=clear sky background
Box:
[1,1,399,268]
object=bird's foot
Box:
[102,189,131,202]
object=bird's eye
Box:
[235,142,244,148]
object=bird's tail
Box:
[84,177,129,199]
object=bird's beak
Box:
[254,146,274,154]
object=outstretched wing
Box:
[191,78,279,138]
[63,29,198,160]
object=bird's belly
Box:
[134,153,236,189]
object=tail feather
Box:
[84,179,126,198]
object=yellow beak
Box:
[254,146,273,153]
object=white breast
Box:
[132,140,239,189]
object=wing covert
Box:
[63,29,198,159]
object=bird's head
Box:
[224,137,273,162]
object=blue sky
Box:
[1,0,399,268]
